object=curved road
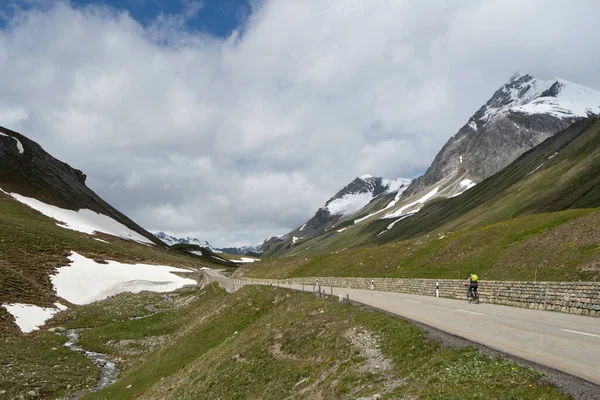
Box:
[207,271,600,386]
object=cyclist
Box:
[463,273,479,299]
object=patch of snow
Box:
[0,132,24,154]
[94,238,109,243]
[336,227,348,233]
[50,252,196,305]
[359,174,373,180]
[382,186,439,219]
[467,121,477,131]
[354,211,380,224]
[326,192,374,217]
[189,251,203,256]
[232,257,260,263]
[292,236,302,244]
[377,213,415,236]
[527,163,544,176]
[382,178,411,194]
[299,223,307,231]
[480,76,600,123]
[459,179,476,189]
[0,189,154,245]
[459,155,463,164]
[2,303,65,333]
[511,79,600,118]
[548,152,559,159]
[382,182,412,210]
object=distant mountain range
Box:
[153,232,261,255]
[262,73,600,257]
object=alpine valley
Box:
[258,73,600,261]
[2,72,600,400]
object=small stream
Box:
[64,329,119,397]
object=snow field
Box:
[0,189,154,245]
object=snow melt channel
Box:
[51,252,196,305]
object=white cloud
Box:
[1,0,600,246]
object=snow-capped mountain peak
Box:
[472,73,600,125]
[154,232,206,247]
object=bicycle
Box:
[467,287,479,304]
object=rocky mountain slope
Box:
[402,73,600,198]
[375,117,600,243]
[0,126,161,246]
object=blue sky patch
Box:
[0,0,253,38]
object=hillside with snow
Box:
[260,74,600,258]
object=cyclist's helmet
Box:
[471,274,478,282]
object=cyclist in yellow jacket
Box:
[463,274,479,298]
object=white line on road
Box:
[405,300,421,304]
[455,308,486,316]
[561,329,600,339]
[374,294,385,297]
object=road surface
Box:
[208,271,600,385]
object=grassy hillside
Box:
[266,118,600,259]
[239,208,600,281]
[0,193,216,333]
[0,284,568,399]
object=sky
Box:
[1,0,600,247]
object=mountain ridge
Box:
[402,73,600,199]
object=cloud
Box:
[1,0,600,246]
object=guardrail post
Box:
[436,282,439,298]
[346,294,350,322]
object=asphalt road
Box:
[210,270,600,385]
[279,283,600,386]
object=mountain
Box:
[259,116,600,260]
[303,175,410,235]
[402,73,600,199]
[260,73,600,259]
[154,232,207,247]
[1,127,224,335]
[374,117,600,242]
[0,126,162,246]
[154,232,261,255]
[260,175,410,255]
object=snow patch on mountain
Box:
[326,191,374,217]
[382,186,439,219]
[51,252,196,305]
[2,302,67,333]
[511,79,600,118]
[1,188,154,245]
[0,131,24,154]
[382,181,413,210]
[477,73,600,124]
[460,179,476,189]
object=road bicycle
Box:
[467,287,480,304]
